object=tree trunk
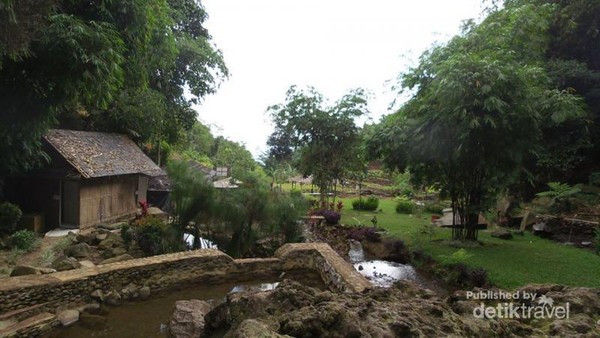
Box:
[333,181,337,205]
[465,213,479,241]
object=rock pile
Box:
[186,279,600,337]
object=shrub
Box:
[352,197,379,211]
[385,239,409,262]
[130,217,180,256]
[395,199,414,214]
[121,224,133,249]
[423,202,444,214]
[347,227,381,242]
[0,202,22,236]
[9,230,39,252]
[590,172,600,186]
[314,209,341,225]
[137,222,165,256]
[272,191,308,243]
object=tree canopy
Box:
[367,0,587,241]
[0,0,227,175]
[267,86,369,199]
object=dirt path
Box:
[0,234,69,277]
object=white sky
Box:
[194,0,486,158]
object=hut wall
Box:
[78,175,138,228]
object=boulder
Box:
[98,238,116,250]
[169,300,211,338]
[139,286,151,300]
[79,260,96,268]
[81,303,101,314]
[549,314,597,336]
[491,229,513,240]
[112,247,128,256]
[97,233,123,249]
[147,207,167,219]
[64,243,92,258]
[533,222,552,237]
[99,254,133,265]
[121,283,140,300]
[10,265,43,276]
[226,319,290,338]
[64,231,78,244]
[75,232,97,244]
[57,309,80,326]
[101,248,115,259]
[208,279,600,337]
[90,289,104,302]
[104,290,122,306]
[51,256,81,271]
[253,237,284,257]
[95,233,108,241]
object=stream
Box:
[349,240,419,288]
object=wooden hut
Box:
[5,129,163,230]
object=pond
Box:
[42,269,325,338]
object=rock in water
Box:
[104,290,122,306]
[57,309,80,326]
[170,300,211,338]
[139,286,151,300]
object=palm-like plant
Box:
[536,182,581,212]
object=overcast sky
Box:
[194,0,486,158]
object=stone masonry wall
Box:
[275,243,371,293]
[0,243,370,316]
[0,249,233,314]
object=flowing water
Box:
[348,240,419,288]
[183,234,218,249]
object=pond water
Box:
[42,270,324,338]
[349,240,419,288]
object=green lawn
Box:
[338,197,600,289]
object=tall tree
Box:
[373,1,585,241]
[267,86,368,200]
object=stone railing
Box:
[275,243,371,293]
[0,243,369,315]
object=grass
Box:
[338,197,600,289]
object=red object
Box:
[139,200,149,217]
[431,215,440,222]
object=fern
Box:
[536,182,580,201]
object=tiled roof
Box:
[44,129,164,178]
